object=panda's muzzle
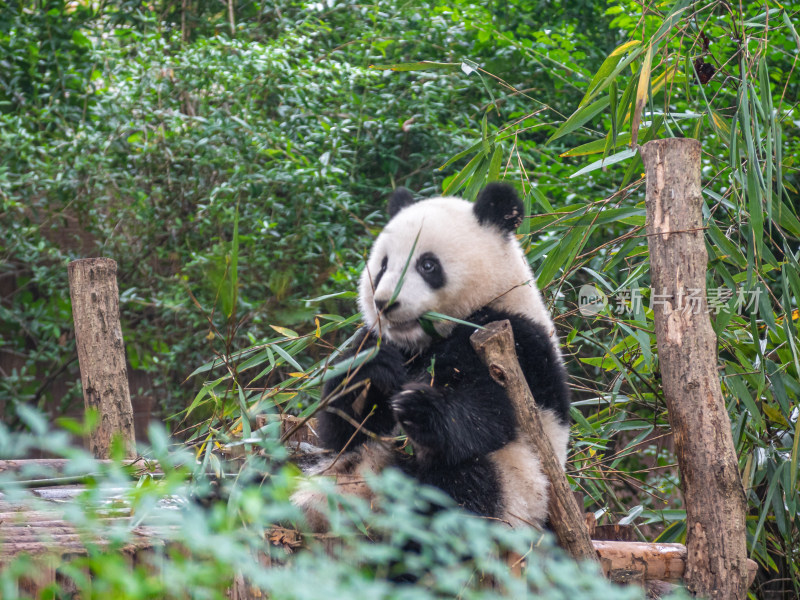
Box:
[374,298,400,315]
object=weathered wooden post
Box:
[641,138,749,598]
[68,258,136,459]
[470,321,597,562]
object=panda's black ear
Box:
[474,183,524,234]
[388,187,415,219]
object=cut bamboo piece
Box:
[470,320,597,562]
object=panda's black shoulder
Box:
[451,306,571,424]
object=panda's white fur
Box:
[296,184,570,531]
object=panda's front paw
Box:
[391,382,443,446]
[355,343,408,394]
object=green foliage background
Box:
[1,0,798,597]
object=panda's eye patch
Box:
[373,256,389,289]
[416,252,445,289]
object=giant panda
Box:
[294,182,570,531]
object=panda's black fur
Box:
[317,307,569,519]
[297,183,570,529]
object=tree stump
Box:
[68,258,136,459]
[641,138,749,598]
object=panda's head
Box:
[359,183,544,351]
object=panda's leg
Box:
[402,454,504,519]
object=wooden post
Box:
[470,321,597,562]
[641,138,749,598]
[68,258,136,459]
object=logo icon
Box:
[578,284,607,316]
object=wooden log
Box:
[470,321,597,562]
[0,529,164,545]
[0,458,161,479]
[594,541,758,588]
[595,541,687,583]
[0,537,163,559]
[641,138,749,598]
[68,258,136,459]
[1,518,132,529]
[0,509,71,521]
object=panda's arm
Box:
[501,312,571,425]
[459,307,570,424]
[391,310,569,466]
[316,329,407,452]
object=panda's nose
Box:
[374,299,399,315]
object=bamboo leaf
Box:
[443,151,484,196]
[570,148,637,179]
[519,188,532,237]
[272,343,304,372]
[609,80,618,149]
[370,61,460,72]
[579,42,642,108]
[421,311,486,330]
[619,504,644,526]
[650,61,681,97]
[630,44,653,148]
[791,387,800,494]
[270,325,299,338]
[751,462,785,555]
[559,206,644,227]
[707,220,746,268]
[547,96,610,144]
[620,151,643,188]
[486,144,503,183]
[776,199,800,238]
[683,55,692,104]
[652,0,692,42]
[562,134,631,157]
[530,186,554,213]
[236,384,251,450]
[536,226,592,288]
[464,153,491,201]
[758,58,774,226]
[439,139,484,170]
[783,9,800,51]
[562,114,675,157]
[389,228,421,307]
[616,68,638,128]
